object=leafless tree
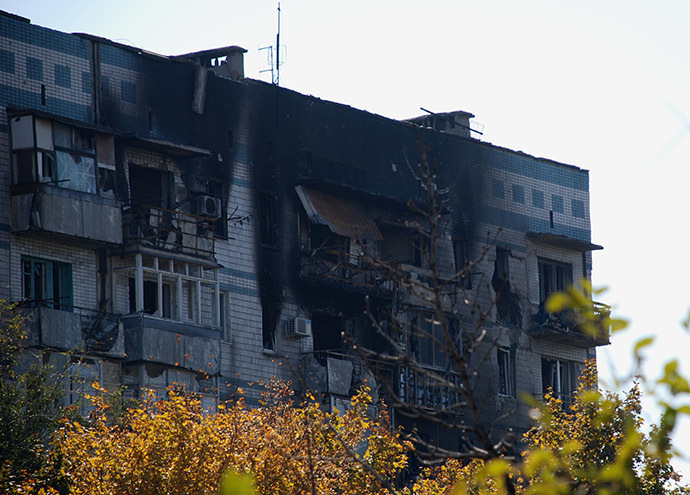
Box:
[348,145,516,469]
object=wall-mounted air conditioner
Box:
[196,195,222,219]
[285,317,312,338]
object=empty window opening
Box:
[259,191,279,247]
[312,313,344,353]
[453,238,472,289]
[492,247,521,326]
[261,301,279,351]
[128,165,168,208]
[498,348,515,397]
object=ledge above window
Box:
[527,232,603,252]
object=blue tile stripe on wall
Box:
[481,205,592,242]
[0,84,91,122]
[1,15,91,60]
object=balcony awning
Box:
[527,232,603,252]
[295,185,383,241]
[119,135,211,157]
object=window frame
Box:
[541,357,580,408]
[497,347,515,398]
[21,256,73,310]
[10,116,113,198]
[538,258,573,304]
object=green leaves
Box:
[220,471,255,495]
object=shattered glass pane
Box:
[57,151,96,193]
[97,166,115,197]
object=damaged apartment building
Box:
[0,10,607,450]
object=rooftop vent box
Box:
[196,195,221,219]
[285,317,311,338]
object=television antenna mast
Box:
[259,3,287,85]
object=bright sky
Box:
[5,0,690,474]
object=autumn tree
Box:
[46,381,410,495]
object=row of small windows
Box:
[492,179,585,218]
[0,50,136,102]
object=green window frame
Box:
[22,256,73,310]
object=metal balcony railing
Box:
[123,206,216,259]
[300,249,394,295]
[304,349,463,414]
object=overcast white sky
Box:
[5,0,690,473]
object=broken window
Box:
[452,238,472,289]
[259,191,279,247]
[493,247,510,292]
[541,357,581,408]
[538,258,572,304]
[380,228,429,268]
[128,278,172,317]
[261,301,279,351]
[497,347,514,397]
[493,247,521,325]
[412,313,447,369]
[10,115,114,197]
[122,256,219,324]
[22,256,73,310]
[129,165,169,208]
[312,313,344,353]
[53,123,97,194]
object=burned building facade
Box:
[0,11,606,449]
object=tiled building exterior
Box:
[0,11,606,450]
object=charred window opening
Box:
[538,258,572,305]
[259,191,279,248]
[261,301,280,351]
[497,347,515,397]
[312,313,344,353]
[541,357,581,408]
[260,270,281,351]
[453,238,472,289]
[128,165,169,208]
[492,247,521,326]
[380,227,428,268]
[410,313,447,369]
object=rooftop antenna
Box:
[259,3,286,85]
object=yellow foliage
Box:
[46,380,410,494]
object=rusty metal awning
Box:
[295,185,383,241]
[527,232,603,252]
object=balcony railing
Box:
[398,365,463,413]
[123,206,215,259]
[16,301,121,353]
[299,249,394,296]
[531,300,611,347]
[303,349,463,414]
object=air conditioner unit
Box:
[285,317,311,338]
[195,195,222,219]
